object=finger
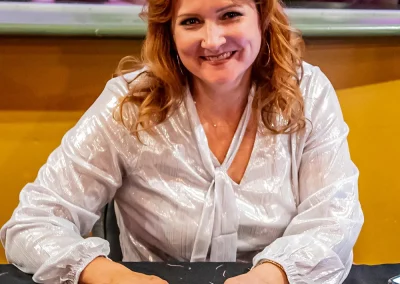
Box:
[152,277,168,284]
[224,277,241,284]
[149,276,168,284]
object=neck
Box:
[190,71,252,121]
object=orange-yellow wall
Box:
[0,111,83,264]
[338,80,400,264]
[1,80,400,264]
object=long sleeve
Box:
[0,76,136,284]
[253,66,364,283]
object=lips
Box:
[201,51,237,62]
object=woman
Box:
[0,0,364,283]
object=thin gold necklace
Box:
[194,101,236,128]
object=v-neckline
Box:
[223,129,259,186]
[185,87,256,185]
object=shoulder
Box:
[96,68,146,111]
[299,62,340,119]
[300,62,334,100]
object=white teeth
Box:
[205,52,233,61]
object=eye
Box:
[222,11,242,20]
[180,18,200,26]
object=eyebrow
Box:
[177,4,241,19]
[216,4,241,13]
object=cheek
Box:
[235,31,262,60]
[244,32,262,63]
[247,25,262,49]
[174,31,198,59]
[230,22,262,55]
[241,15,262,50]
[253,31,262,55]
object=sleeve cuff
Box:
[70,251,111,284]
[32,237,111,284]
[253,253,298,284]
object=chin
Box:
[200,71,239,85]
[204,76,236,85]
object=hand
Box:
[224,263,288,284]
[79,257,168,284]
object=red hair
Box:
[115,0,305,136]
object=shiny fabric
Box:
[1,62,364,284]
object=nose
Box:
[201,22,226,51]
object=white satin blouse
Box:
[1,62,364,284]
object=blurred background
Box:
[0,0,399,270]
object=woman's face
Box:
[172,0,262,87]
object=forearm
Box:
[253,228,358,283]
[1,219,110,284]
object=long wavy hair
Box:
[115,0,305,137]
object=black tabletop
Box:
[0,262,399,284]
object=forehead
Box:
[174,0,253,16]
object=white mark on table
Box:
[0,272,8,277]
[223,270,226,278]
[167,264,185,268]
[215,264,223,270]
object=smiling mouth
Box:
[201,51,237,62]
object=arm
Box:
[0,77,133,284]
[252,67,364,283]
